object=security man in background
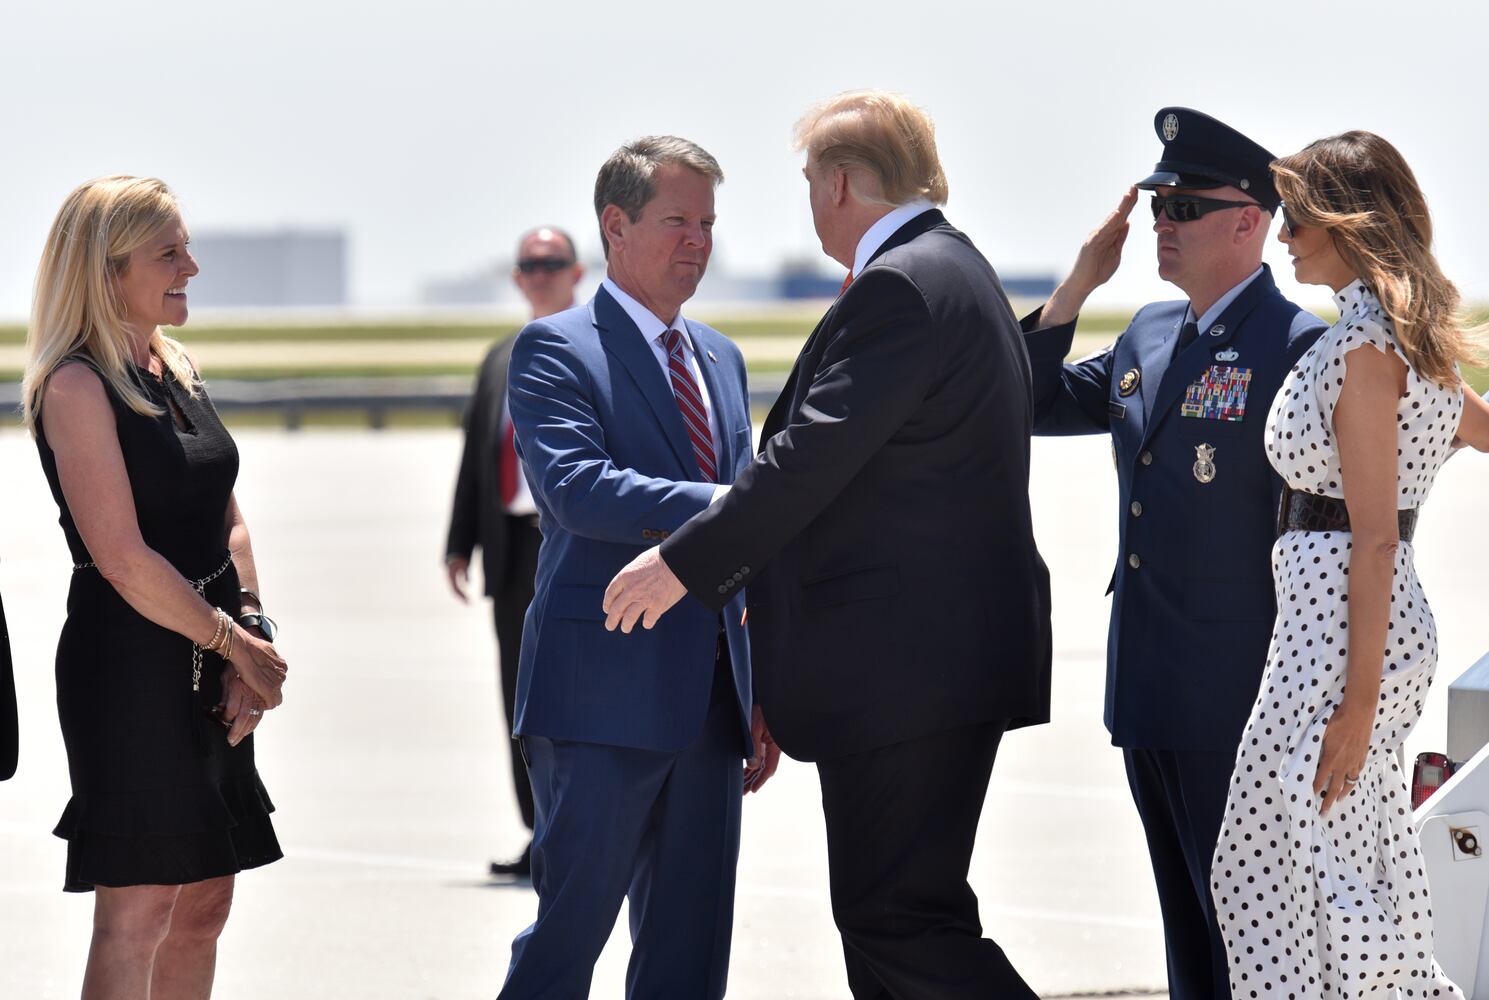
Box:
[445,226,585,878]
[1019,108,1326,1000]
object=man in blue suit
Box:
[1019,109,1327,1000]
[497,136,767,1000]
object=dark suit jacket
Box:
[446,334,521,597]
[663,210,1053,762]
[1,590,16,780]
[507,290,754,752]
[1021,265,1325,751]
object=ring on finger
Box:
[247,707,262,717]
[1343,772,1360,784]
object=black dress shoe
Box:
[489,843,532,878]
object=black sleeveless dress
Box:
[36,359,281,892]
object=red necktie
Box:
[839,272,853,295]
[498,408,519,506]
[660,329,717,483]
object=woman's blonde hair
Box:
[22,175,200,435]
[793,90,948,207]
[1272,132,1477,385]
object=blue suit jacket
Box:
[506,287,752,753]
[1022,265,1326,751]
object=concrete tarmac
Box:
[2,426,1482,999]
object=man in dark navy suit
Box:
[1020,108,1327,1000]
[496,136,761,1000]
[605,91,1051,999]
[1,588,16,781]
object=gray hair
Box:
[593,136,724,258]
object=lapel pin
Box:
[1117,368,1142,397]
[1208,324,1226,337]
[1216,347,1239,362]
[707,350,718,363]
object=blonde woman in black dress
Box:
[21,176,288,1000]
[1211,134,1489,997]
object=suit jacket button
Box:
[1139,451,1153,466]
[1130,501,1143,517]
[732,572,743,582]
[1128,553,1142,569]
[740,566,750,575]
[717,585,729,595]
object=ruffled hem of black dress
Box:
[53,772,282,892]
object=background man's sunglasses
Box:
[1149,194,1263,223]
[517,258,575,274]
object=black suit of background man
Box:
[445,226,584,877]
[663,208,1052,999]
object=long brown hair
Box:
[1271,131,1476,385]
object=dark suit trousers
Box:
[492,514,541,831]
[816,720,1036,1000]
[498,657,744,1000]
[1122,747,1233,1000]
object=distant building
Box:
[187,230,347,307]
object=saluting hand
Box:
[1042,186,1139,327]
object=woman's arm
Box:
[1312,343,1406,815]
[43,365,283,710]
[1454,380,1489,452]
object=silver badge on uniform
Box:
[1193,443,1216,484]
[1163,113,1179,142]
[1215,347,1239,362]
[1208,324,1226,337]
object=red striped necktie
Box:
[839,271,853,295]
[660,328,717,483]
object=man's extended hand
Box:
[1042,186,1138,327]
[603,546,687,632]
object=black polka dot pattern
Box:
[1211,280,1467,997]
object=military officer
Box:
[1020,108,1327,1000]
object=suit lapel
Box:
[593,288,697,476]
[1141,268,1277,446]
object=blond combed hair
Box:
[1272,132,1478,386]
[22,175,200,435]
[793,90,949,207]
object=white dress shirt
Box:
[601,277,729,497]
[1187,266,1264,332]
[850,199,938,278]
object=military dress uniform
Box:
[1021,108,1327,1000]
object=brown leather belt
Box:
[1277,486,1418,542]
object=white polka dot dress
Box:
[1211,280,1466,998]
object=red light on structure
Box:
[1412,752,1460,810]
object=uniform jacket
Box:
[663,210,1053,762]
[445,334,522,598]
[1022,265,1325,750]
[506,288,752,753]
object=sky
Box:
[2,0,1486,320]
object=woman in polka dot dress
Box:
[1212,131,1489,998]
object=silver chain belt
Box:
[73,554,235,691]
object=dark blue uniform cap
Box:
[1135,107,1280,212]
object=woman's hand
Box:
[219,667,266,747]
[227,624,287,709]
[1313,700,1374,816]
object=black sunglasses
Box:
[1279,202,1303,238]
[516,258,575,275]
[1150,194,1263,223]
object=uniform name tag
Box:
[1181,365,1251,421]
